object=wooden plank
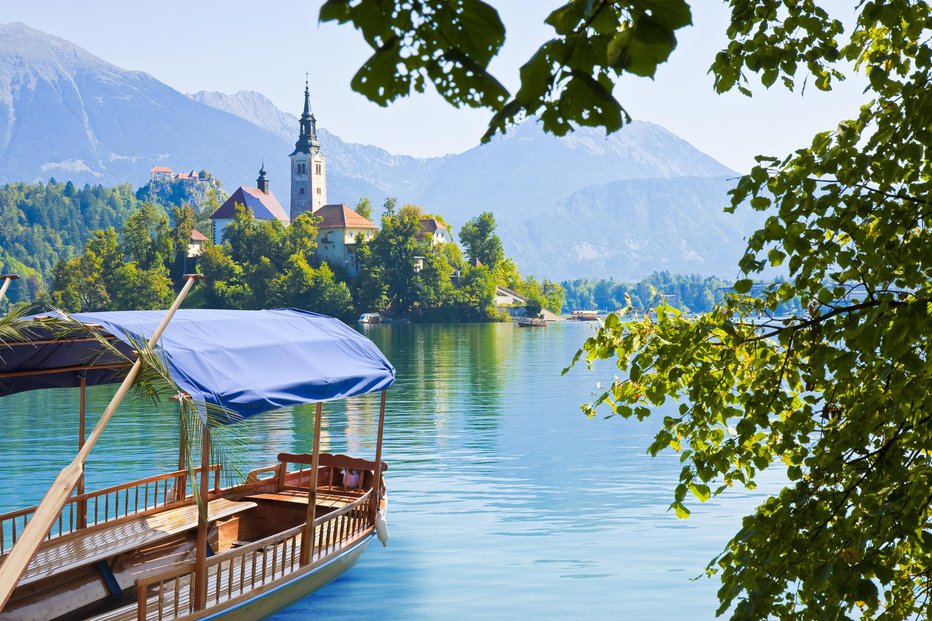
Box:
[12,498,255,587]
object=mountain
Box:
[0,22,758,281]
[189,90,447,198]
[415,120,736,223]
[501,176,763,281]
[0,22,294,191]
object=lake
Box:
[0,322,780,620]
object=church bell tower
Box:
[290,79,327,221]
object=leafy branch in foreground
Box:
[565,0,932,615]
[320,0,691,141]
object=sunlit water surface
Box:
[0,323,782,620]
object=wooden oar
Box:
[0,274,203,610]
[0,274,19,305]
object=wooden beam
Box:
[76,375,87,529]
[371,391,387,525]
[0,274,19,303]
[0,274,202,612]
[193,425,210,610]
[300,403,323,565]
[0,362,129,379]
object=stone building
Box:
[314,204,376,277]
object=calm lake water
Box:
[0,322,781,620]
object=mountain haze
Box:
[0,22,292,190]
[0,22,755,280]
[501,176,761,281]
[190,90,446,198]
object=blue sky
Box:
[0,1,867,171]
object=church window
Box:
[315,163,322,175]
[316,187,321,194]
[299,187,305,195]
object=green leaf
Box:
[733,279,753,294]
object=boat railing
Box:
[0,466,221,555]
[134,489,375,620]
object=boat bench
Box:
[11,497,256,588]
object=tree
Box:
[458,212,504,268]
[328,1,932,618]
[355,197,373,221]
[122,203,172,271]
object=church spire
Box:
[256,162,269,194]
[291,75,320,155]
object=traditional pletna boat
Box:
[515,316,547,328]
[0,275,395,620]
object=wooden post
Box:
[300,403,323,565]
[371,391,387,525]
[76,375,87,529]
[0,274,19,304]
[174,394,187,502]
[0,274,202,611]
[193,425,211,611]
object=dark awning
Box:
[0,309,395,423]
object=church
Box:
[210,81,376,276]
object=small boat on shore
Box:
[0,276,395,621]
[515,316,547,328]
[568,310,600,321]
[357,312,382,325]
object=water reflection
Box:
[0,323,781,620]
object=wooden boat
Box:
[0,276,395,621]
[356,312,382,325]
[568,310,601,321]
[515,316,547,328]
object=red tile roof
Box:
[315,203,376,230]
[190,229,208,242]
[151,166,173,173]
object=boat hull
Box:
[197,533,374,621]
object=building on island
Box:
[187,229,207,257]
[290,80,327,221]
[208,80,376,275]
[148,166,221,188]
[209,165,288,244]
[417,218,453,245]
[315,204,377,277]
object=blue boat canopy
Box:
[0,309,395,423]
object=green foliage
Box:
[563,272,731,314]
[355,197,373,221]
[197,206,353,319]
[560,2,932,619]
[458,211,504,269]
[320,0,508,112]
[0,181,148,302]
[321,0,691,141]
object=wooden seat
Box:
[9,498,256,587]
[246,489,358,510]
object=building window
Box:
[299,187,305,195]
[315,163,322,175]
[316,187,321,194]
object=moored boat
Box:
[568,310,600,321]
[0,276,395,620]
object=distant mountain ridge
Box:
[0,21,754,280]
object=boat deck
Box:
[10,498,256,588]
